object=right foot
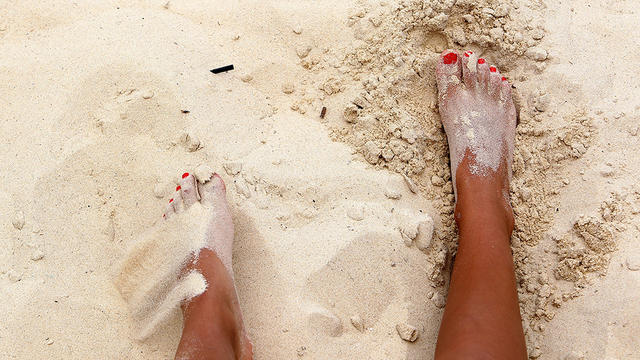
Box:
[169,172,253,360]
[435,49,517,226]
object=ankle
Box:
[455,176,514,236]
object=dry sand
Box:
[1,0,639,359]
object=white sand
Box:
[1,0,639,359]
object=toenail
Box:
[443,52,458,64]
[478,58,486,64]
[490,66,497,72]
[464,51,472,57]
[182,172,189,179]
[501,77,507,81]
[175,185,181,191]
[169,198,174,203]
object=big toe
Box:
[198,173,228,208]
[436,49,462,97]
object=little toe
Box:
[163,201,175,219]
[476,57,490,89]
[435,49,463,98]
[179,172,199,207]
[198,173,228,208]
[499,76,513,102]
[461,50,478,88]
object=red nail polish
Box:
[501,77,507,81]
[169,198,174,203]
[176,185,181,191]
[464,51,473,57]
[478,58,486,64]
[490,66,497,72]
[182,172,189,179]
[443,52,458,65]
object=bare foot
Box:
[169,172,253,360]
[435,49,517,224]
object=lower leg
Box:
[175,249,248,360]
[434,159,526,359]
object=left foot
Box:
[169,172,253,360]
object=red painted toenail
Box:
[182,172,189,179]
[501,77,507,81]
[176,185,181,191]
[490,66,497,72]
[443,52,458,64]
[169,198,174,203]
[464,51,473,57]
[478,58,486,64]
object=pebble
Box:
[346,204,365,221]
[193,164,214,183]
[431,175,445,186]
[141,90,154,99]
[431,292,446,308]
[415,218,434,251]
[45,338,54,345]
[292,25,303,35]
[599,164,615,177]
[153,183,165,198]
[232,34,240,40]
[343,104,359,123]
[282,82,295,94]
[350,315,364,332]
[362,141,381,164]
[399,222,418,247]
[525,47,548,61]
[625,256,640,271]
[296,45,312,59]
[11,210,25,230]
[223,162,243,176]
[395,323,420,342]
[31,249,45,261]
[240,74,253,82]
[384,178,403,200]
[534,93,550,112]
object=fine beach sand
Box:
[1,0,639,359]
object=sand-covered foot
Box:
[169,172,253,360]
[435,49,517,200]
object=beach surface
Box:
[1,0,639,359]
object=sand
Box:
[1,0,639,359]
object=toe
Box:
[170,185,184,213]
[436,49,462,98]
[461,50,478,88]
[476,57,490,89]
[488,65,503,97]
[198,173,228,208]
[179,172,199,207]
[499,77,515,109]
